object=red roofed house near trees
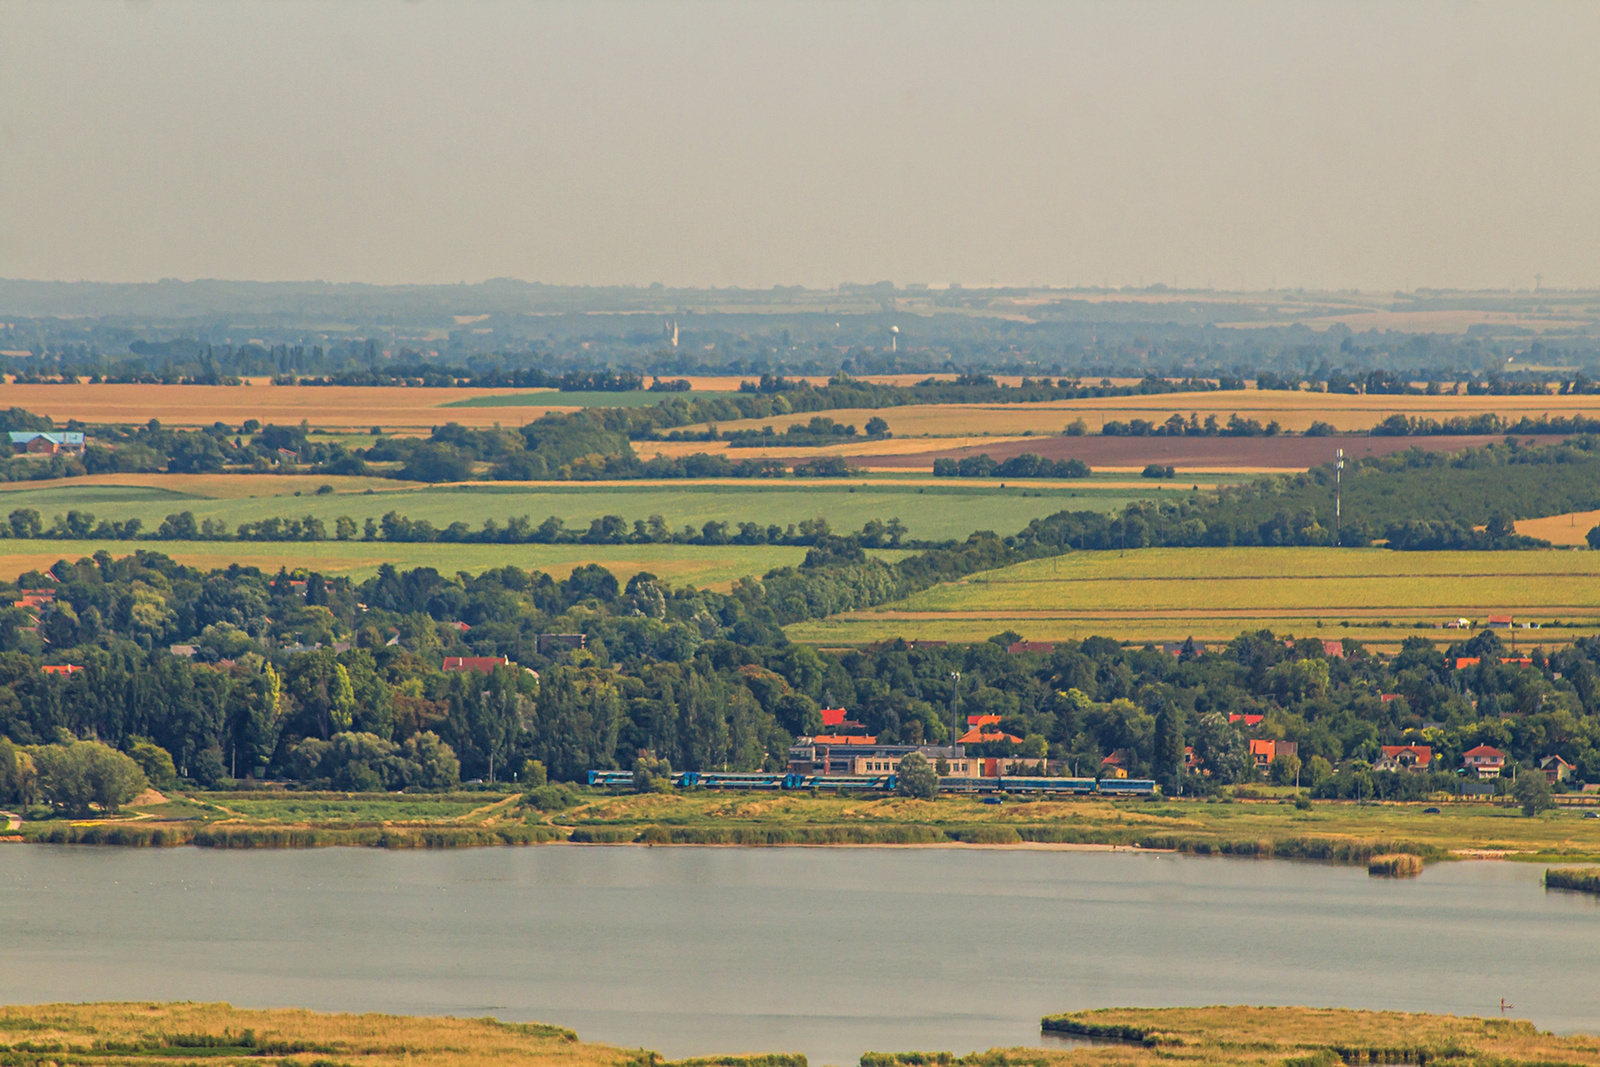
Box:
[443,655,511,674]
[959,713,1022,745]
[1374,744,1432,772]
[1462,744,1506,779]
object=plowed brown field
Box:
[869,433,1515,471]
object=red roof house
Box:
[1249,739,1298,769]
[442,655,511,674]
[1462,744,1506,779]
[1375,744,1432,772]
[959,727,1023,744]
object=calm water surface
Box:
[3,846,1599,1064]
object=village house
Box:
[788,736,973,777]
[1541,754,1575,784]
[819,707,865,731]
[442,655,511,674]
[536,633,586,654]
[1373,744,1433,773]
[980,756,1057,776]
[1007,640,1054,654]
[1462,744,1507,779]
[1101,749,1133,778]
[847,750,981,777]
[1249,738,1297,772]
[958,713,1022,745]
[8,430,85,456]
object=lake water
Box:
[3,846,1599,1064]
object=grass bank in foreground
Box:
[4,1003,1597,1067]
[16,789,1600,864]
[0,1002,632,1067]
[1033,1005,1600,1067]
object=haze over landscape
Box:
[4,1,1600,290]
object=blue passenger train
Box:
[586,769,1156,796]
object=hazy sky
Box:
[3,1,1598,290]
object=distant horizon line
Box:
[0,277,1590,296]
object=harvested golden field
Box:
[1517,509,1600,547]
[643,372,1061,389]
[686,390,1600,438]
[788,547,1600,650]
[0,377,1080,430]
[0,382,541,431]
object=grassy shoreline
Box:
[10,788,1600,865]
[5,1002,1599,1067]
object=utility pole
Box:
[1335,448,1344,545]
[948,672,961,755]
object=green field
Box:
[788,547,1600,648]
[0,480,1141,542]
[0,539,804,586]
[441,390,735,408]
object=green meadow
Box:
[0,480,1142,542]
[0,540,805,586]
[787,546,1600,648]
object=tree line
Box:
[4,545,1600,808]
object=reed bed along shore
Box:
[8,1000,1600,1067]
[1545,866,1600,893]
